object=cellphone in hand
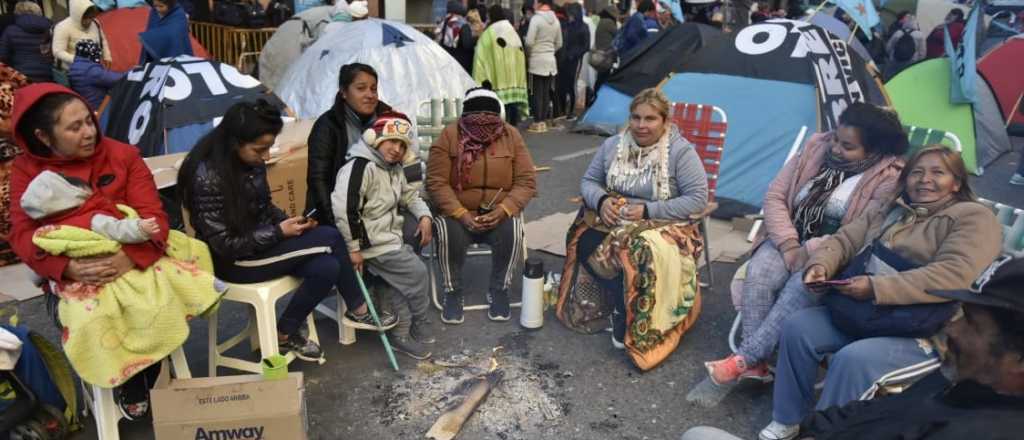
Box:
[807,279,852,289]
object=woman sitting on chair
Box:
[702,103,908,387]
[426,87,537,325]
[556,87,708,371]
[757,145,1001,440]
[179,100,397,364]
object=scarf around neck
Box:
[341,102,375,149]
[606,128,672,201]
[455,112,505,191]
[791,140,883,242]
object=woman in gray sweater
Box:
[569,87,708,357]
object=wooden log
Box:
[425,370,504,440]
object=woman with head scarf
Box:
[426,87,537,325]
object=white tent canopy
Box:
[259,6,335,92]
[276,19,477,121]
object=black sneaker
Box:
[344,309,398,330]
[410,317,437,344]
[115,386,151,421]
[487,289,511,321]
[280,333,323,362]
[611,312,626,350]
[441,291,464,325]
[391,335,432,360]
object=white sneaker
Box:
[758,421,799,440]
[1010,173,1024,186]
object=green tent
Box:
[885,58,1011,174]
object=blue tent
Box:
[662,74,817,208]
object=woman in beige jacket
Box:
[52,0,112,71]
[758,146,1002,440]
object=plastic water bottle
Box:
[520,258,545,329]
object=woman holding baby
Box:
[8,84,221,420]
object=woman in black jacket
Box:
[0,2,52,83]
[554,2,590,119]
[180,100,396,362]
[305,63,392,227]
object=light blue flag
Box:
[944,3,980,103]
[833,0,880,39]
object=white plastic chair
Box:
[207,276,324,376]
[314,292,358,345]
[83,348,190,440]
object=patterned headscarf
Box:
[75,39,102,64]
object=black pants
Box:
[215,226,364,335]
[433,215,524,295]
[578,228,626,316]
[531,74,555,122]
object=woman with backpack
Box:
[51,0,111,72]
[884,12,924,81]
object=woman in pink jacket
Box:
[702,103,908,386]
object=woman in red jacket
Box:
[8,83,170,419]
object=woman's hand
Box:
[783,247,809,272]
[279,216,316,237]
[475,209,507,231]
[620,204,645,221]
[416,217,433,247]
[599,198,622,226]
[835,276,874,300]
[63,251,135,285]
[459,212,483,232]
[349,251,364,273]
[803,264,829,293]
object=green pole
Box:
[355,272,400,371]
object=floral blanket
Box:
[557,209,703,371]
[33,209,222,387]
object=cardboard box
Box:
[266,145,309,218]
[152,372,307,440]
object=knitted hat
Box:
[362,112,413,148]
[75,39,102,64]
[463,87,503,115]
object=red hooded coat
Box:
[8,84,168,282]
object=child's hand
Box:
[139,218,161,238]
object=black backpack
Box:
[892,30,916,62]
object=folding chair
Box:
[904,125,963,156]
[669,102,728,291]
[979,198,1024,256]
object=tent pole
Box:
[805,0,829,22]
[847,23,859,44]
[1007,92,1023,129]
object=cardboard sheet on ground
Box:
[524,212,750,266]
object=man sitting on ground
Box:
[681,256,1024,440]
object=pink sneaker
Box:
[704,354,748,386]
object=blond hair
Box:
[15,1,42,15]
[629,88,670,121]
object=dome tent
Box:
[258,5,335,91]
[275,19,476,121]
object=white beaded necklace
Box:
[607,129,671,201]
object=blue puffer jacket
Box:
[0,14,53,83]
[68,57,123,110]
